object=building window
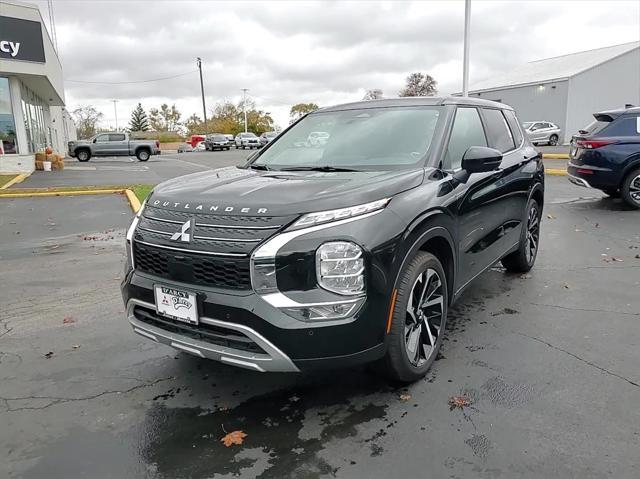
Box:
[20,83,48,153]
[0,77,18,154]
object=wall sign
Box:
[0,16,45,63]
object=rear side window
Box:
[503,110,524,147]
[482,108,516,153]
[109,134,125,141]
[445,107,487,170]
[602,116,640,137]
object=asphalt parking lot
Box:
[1,172,639,478]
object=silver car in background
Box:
[523,121,562,146]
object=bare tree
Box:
[363,89,384,100]
[399,73,437,97]
[72,105,104,138]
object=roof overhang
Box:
[467,77,569,95]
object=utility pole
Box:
[241,88,249,132]
[197,57,207,130]
[462,0,471,97]
[112,99,119,131]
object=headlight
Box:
[292,198,390,229]
[316,241,364,295]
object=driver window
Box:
[95,134,109,142]
[444,107,487,170]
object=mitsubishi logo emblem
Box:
[171,220,191,242]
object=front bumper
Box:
[127,298,299,372]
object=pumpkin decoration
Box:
[45,146,53,155]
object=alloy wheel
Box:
[525,204,540,263]
[404,268,444,366]
[630,174,640,203]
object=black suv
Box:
[122,97,543,382]
[568,106,640,208]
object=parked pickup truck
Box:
[68,132,161,162]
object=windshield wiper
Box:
[247,163,270,171]
[278,166,359,172]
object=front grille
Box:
[132,205,297,290]
[133,306,265,354]
[134,242,252,290]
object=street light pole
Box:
[112,99,119,131]
[197,57,207,131]
[462,0,471,97]
[241,88,249,133]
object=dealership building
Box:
[0,0,76,173]
[467,42,640,144]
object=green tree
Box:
[148,103,182,131]
[128,103,150,132]
[184,114,203,135]
[399,73,437,97]
[72,105,104,139]
[289,102,319,123]
[363,89,384,100]
[205,101,275,135]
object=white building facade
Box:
[467,42,640,144]
[0,0,76,173]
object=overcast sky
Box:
[31,0,640,129]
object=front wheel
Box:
[76,149,91,162]
[621,167,640,209]
[136,149,150,162]
[384,252,448,383]
[549,134,559,146]
[501,198,541,272]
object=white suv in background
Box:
[522,121,561,146]
[235,132,260,149]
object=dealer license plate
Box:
[154,286,198,325]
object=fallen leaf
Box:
[635,254,640,259]
[574,228,583,232]
[63,316,75,324]
[72,345,81,350]
[546,214,556,219]
[612,257,624,262]
[519,273,532,279]
[594,223,600,228]
[563,283,570,289]
[399,394,412,401]
[44,351,54,359]
[221,430,247,447]
[289,395,300,402]
[448,395,471,410]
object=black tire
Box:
[603,189,621,198]
[501,198,541,272]
[620,167,640,209]
[384,252,448,383]
[136,149,150,162]
[76,149,91,162]
[549,134,559,146]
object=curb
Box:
[0,173,30,190]
[124,188,142,213]
[0,187,140,213]
[545,168,567,176]
[542,153,569,159]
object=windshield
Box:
[241,133,256,138]
[212,135,226,141]
[252,107,441,171]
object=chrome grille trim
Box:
[196,223,281,230]
[192,235,261,243]
[143,215,184,225]
[134,239,248,257]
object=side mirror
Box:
[92,138,97,143]
[452,146,502,184]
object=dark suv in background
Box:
[568,106,640,208]
[122,97,543,382]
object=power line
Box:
[67,70,198,85]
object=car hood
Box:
[148,166,424,217]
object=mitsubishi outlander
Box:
[121,97,544,382]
